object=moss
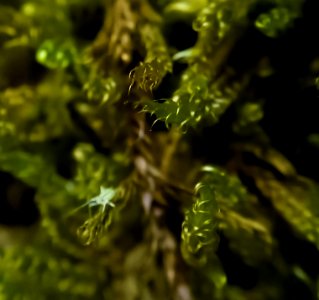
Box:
[1,0,319,299]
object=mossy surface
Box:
[1,0,319,299]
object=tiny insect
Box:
[68,187,116,218]
[84,187,116,212]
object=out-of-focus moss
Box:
[1,0,319,299]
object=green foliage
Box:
[181,165,252,261]
[144,71,247,128]
[255,7,296,37]
[0,1,72,49]
[129,23,172,92]
[181,166,226,289]
[255,0,303,37]
[83,74,122,104]
[1,0,319,299]
[182,167,219,257]
[181,165,273,294]
[0,243,106,300]
[143,0,253,128]
[256,175,319,248]
[36,39,77,69]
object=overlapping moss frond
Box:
[1,0,319,299]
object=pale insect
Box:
[69,187,116,217]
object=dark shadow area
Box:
[0,171,39,226]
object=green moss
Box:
[1,0,319,299]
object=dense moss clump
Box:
[1,0,319,299]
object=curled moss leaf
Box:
[36,39,77,69]
[255,7,299,37]
[181,167,223,260]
